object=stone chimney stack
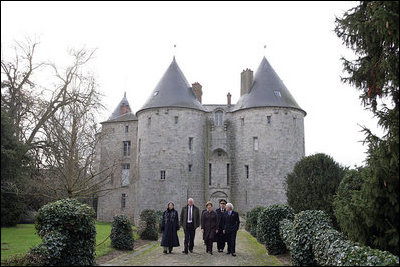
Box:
[192,82,203,103]
[241,68,253,96]
[227,92,232,106]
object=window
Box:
[245,165,249,179]
[125,125,129,133]
[189,137,193,151]
[121,164,130,186]
[121,193,126,209]
[209,164,212,185]
[253,137,259,151]
[214,111,223,126]
[267,115,271,124]
[241,117,244,126]
[274,90,282,97]
[123,141,131,156]
[227,163,230,185]
[148,117,151,126]
[188,164,192,172]
[160,170,166,180]
[138,138,141,152]
[174,116,179,124]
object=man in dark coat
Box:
[160,201,180,254]
[180,198,200,254]
[215,199,227,252]
[223,202,240,257]
[201,201,218,254]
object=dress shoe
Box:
[227,251,231,254]
[182,250,188,254]
[232,253,236,257]
[163,250,167,254]
[209,251,213,255]
[189,250,193,253]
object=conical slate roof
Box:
[137,57,205,113]
[232,57,305,114]
[107,92,135,121]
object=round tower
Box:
[135,58,206,217]
[231,57,306,213]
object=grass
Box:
[1,221,139,262]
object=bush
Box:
[285,153,345,227]
[111,214,134,250]
[290,210,331,266]
[32,198,96,266]
[1,191,25,227]
[333,168,373,245]
[279,219,294,251]
[155,210,163,233]
[245,206,264,237]
[256,204,294,255]
[139,209,158,240]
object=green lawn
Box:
[1,222,138,262]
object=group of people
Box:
[160,198,240,256]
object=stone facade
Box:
[95,57,306,223]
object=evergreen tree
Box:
[335,1,399,255]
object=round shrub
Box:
[245,206,264,237]
[34,198,96,266]
[291,210,331,266]
[139,209,158,240]
[285,153,345,227]
[279,219,294,252]
[111,214,134,250]
[256,204,294,255]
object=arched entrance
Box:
[209,191,229,209]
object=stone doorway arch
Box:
[209,191,229,209]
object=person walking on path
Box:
[180,198,200,254]
[160,201,180,254]
[201,201,218,255]
[215,199,227,252]
[223,202,240,257]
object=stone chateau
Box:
[95,56,306,222]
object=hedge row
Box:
[245,206,264,237]
[111,214,134,250]
[279,210,399,266]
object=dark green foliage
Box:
[290,210,331,266]
[32,198,96,266]
[255,204,294,255]
[281,209,399,266]
[1,110,30,227]
[333,168,373,245]
[110,214,134,250]
[155,210,163,233]
[285,153,345,227]
[335,1,399,255]
[245,206,264,237]
[279,219,294,252]
[139,209,158,240]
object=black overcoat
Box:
[214,207,227,242]
[224,210,240,233]
[201,210,218,241]
[160,208,180,247]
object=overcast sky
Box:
[1,1,384,168]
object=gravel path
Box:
[99,228,287,266]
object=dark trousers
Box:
[184,222,195,252]
[205,238,213,252]
[216,232,226,250]
[226,230,237,253]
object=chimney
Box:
[241,68,253,96]
[192,82,203,103]
[227,92,232,106]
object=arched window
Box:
[214,110,223,126]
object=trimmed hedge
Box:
[139,209,158,240]
[281,209,400,266]
[245,206,264,237]
[111,214,134,250]
[256,204,294,255]
[30,198,96,266]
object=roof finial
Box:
[264,44,267,57]
[173,44,177,61]
[124,91,126,98]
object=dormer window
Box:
[274,91,282,97]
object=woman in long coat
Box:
[201,201,218,254]
[160,201,180,254]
